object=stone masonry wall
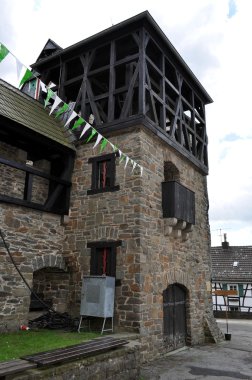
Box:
[0,124,221,360]
[0,206,80,332]
[5,345,140,380]
[63,127,143,330]
[0,140,82,331]
[63,124,221,360]
[136,127,221,360]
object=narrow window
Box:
[87,241,122,278]
[90,247,115,277]
[87,152,119,195]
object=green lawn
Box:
[0,330,99,362]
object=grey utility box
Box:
[80,276,115,318]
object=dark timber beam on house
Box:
[31,11,212,174]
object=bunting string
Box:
[0,42,143,176]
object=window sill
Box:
[87,185,120,195]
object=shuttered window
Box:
[87,241,122,278]
[87,152,119,195]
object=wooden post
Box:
[212,290,238,336]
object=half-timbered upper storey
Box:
[31,11,212,174]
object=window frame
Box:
[87,240,122,278]
[87,152,120,195]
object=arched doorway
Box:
[163,283,187,350]
[30,267,70,313]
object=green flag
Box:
[19,68,33,87]
[0,43,9,62]
[100,138,108,153]
[72,117,85,131]
[86,128,97,143]
[44,88,54,108]
[119,154,126,163]
[55,103,69,118]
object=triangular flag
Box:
[64,111,77,127]
[71,117,85,131]
[100,138,108,153]
[86,128,97,143]
[80,123,91,138]
[93,133,103,149]
[19,68,33,88]
[40,81,47,93]
[0,43,9,62]
[44,88,54,108]
[109,142,118,152]
[119,154,125,163]
[124,156,129,169]
[109,142,115,150]
[15,58,23,80]
[132,161,137,172]
[49,95,62,115]
[55,103,69,118]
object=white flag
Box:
[40,81,47,93]
[80,123,91,138]
[93,133,103,149]
[64,111,77,127]
[49,95,62,115]
[16,58,23,81]
[124,156,129,169]
[132,161,137,172]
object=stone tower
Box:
[0,11,221,359]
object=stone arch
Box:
[163,270,191,350]
[166,269,190,290]
[32,254,67,272]
[30,254,70,313]
[90,226,119,240]
[164,161,180,182]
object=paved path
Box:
[140,319,252,379]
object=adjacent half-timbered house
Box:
[0,11,222,360]
[211,237,252,317]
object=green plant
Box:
[0,330,99,361]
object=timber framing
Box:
[32,11,212,174]
[0,79,76,215]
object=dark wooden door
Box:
[163,284,187,350]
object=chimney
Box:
[222,233,229,249]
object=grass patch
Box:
[0,330,99,362]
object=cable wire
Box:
[0,229,55,313]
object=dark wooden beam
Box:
[108,41,115,122]
[120,62,139,118]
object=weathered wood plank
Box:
[23,337,128,366]
[0,359,37,377]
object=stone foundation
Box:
[3,345,140,380]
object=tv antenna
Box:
[211,228,232,245]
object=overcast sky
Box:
[0,0,251,247]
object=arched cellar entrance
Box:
[163,283,188,350]
[30,267,70,314]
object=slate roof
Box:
[0,79,75,151]
[211,244,252,283]
[36,38,63,62]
